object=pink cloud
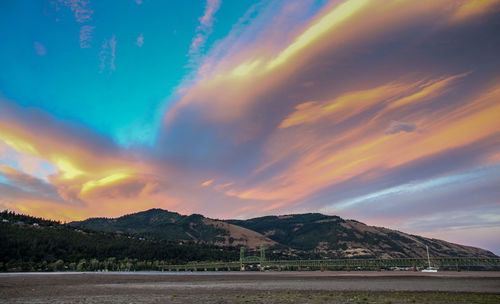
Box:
[189,0,221,55]
[57,0,93,23]
[199,0,221,27]
[136,33,144,47]
[53,1,94,49]
[201,179,213,187]
[79,25,95,48]
[34,42,46,56]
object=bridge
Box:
[161,247,500,272]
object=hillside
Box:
[70,208,276,249]
[228,213,497,259]
[0,211,239,272]
[72,209,497,259]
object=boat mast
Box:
[426,245,431,268]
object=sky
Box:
[0,0,499,254]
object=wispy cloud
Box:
[33,42,46,56]
[162,0,500,220]
[189,0,221,55]
[99,35,117,73]
[79,25,95,48]
[201,179,213,187]
[278,82,416,129]
[225,80,500,204]
[385,121,417,135]
[0,142,56,181]
[199,0,221,27]
[136,33,144,47]
[56,0,93,23]
[0,165,77,208]
[449,0,500,24]
[54,0,95,49]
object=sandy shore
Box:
[1,271,499,303]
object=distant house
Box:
[2,219,9,223]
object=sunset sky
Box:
[1,0,499,254]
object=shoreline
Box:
[2,270,500,277]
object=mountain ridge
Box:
[70,208,277,249]
[71,208,497,259]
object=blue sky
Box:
[0,0,259,145]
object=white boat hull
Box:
[421,268,438,272]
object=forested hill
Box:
[0,211,239,272]
[70,208,276,248]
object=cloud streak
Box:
[136,33,144,47]
[79,25,95,48]
[189,0,221,55]
[155,0,500,251]
[34,42,46,56]
[385,122,417,135]
[57,0,93,23]
[0,99,178,220]
[53,1,96,50]
[99,35,117,73]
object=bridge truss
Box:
[162,257,500,272]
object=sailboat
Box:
[421,245,438,272]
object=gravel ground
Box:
[0,271,499,303]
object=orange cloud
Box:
[385,73,469,111]
[214,182,234,191]
[449,0,500,23]
[0,103,176,220]
[224,80,500,203]
[2,0,499,223]
[201,179,214,187]
[279,82,417,129]
[266,0,371,71]
[80,172,133,196]
[169,0,495,130]
[265,72,464,157]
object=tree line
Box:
[0,211,240,272]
